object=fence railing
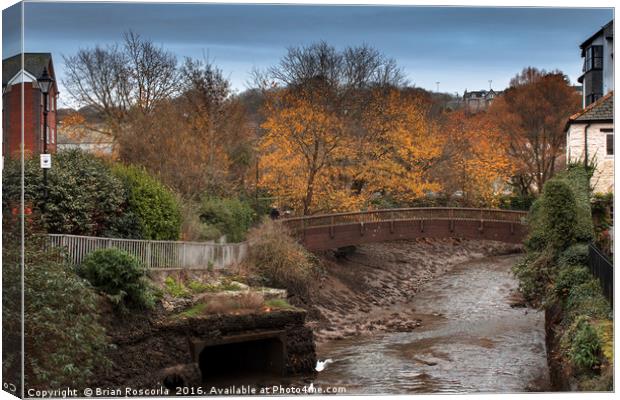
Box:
[588,244,614,308]
[47,234,248,270]
[282,207,528,232]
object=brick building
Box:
[2,53,58,158]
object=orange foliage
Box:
[442,110,514,205]
[259,87,443,214]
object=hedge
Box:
[199,197,256,242]
[112,164,181,240]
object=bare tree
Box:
[266,41,405,90]
[63,31,179,137]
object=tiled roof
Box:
[2,53,52,86]
[568,92,614,123]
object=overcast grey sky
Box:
[2,2,613,107]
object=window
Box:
[586,93,603,106]
[584,45,604,72]
[603,129,613,156]
[51,127,55,144]
[46,126,49,143]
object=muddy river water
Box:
[313,254,550,394]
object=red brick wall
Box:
[2,81,58,158]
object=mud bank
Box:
[94,307,316,390]
[308,238,521,342]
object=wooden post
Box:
[146,242,152,269]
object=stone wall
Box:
[93,308,316,391]
[566,122,614,193]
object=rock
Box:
[260,287,288,300]
[229,281,249,290]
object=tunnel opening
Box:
[196,333,286,384]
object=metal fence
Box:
[588,244,614,308]
[283,207,528,232]
[47,234,248,270]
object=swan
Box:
[315,358,333,372]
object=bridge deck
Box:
[283,207,528,250]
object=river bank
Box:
[313,253,550,393]
[306,238,522,342]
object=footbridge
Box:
[283,207,528,251]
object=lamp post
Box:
[38,67,54,209]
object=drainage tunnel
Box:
[194,332,286,383]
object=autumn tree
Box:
[355,88,444,203]
[438,110,514,206]
[116,58,253,199]
[489,67,581,195]
[260,82,349,214]
[257,42,443,214]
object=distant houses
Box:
[462,89,502,113]
[56,107,115,155]
[2,53,59,157]
[444,89,502,113]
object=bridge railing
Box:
[282,207,528,231]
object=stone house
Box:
[565,92,614,194]
[462,89,501,113]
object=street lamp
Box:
[38,67,54,209]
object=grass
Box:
[177,302,208,318]
[264,298,295,310]
[173,293,294,318]
[164,276,191,298]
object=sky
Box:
[2,2,614,108]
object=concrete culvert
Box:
[196,334,286,384]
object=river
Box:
[313,254,550,394]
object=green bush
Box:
[554,265,591,298]
[524,199,546,252]
[568,317,602,372]
[113,165,181,240]
[524,166,594,255]
[2,149,127,237]
[558,243,589,268]
[565,280,612,321]
[77,249,155,310]
[199,197,256,242]
[2,221,109,389]
[512,250,555,303]
[562,167,595,243]
[499,194,535,211]
[540,179,579,251]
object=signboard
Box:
[40,154,52,169]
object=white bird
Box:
[315,358,333,372]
